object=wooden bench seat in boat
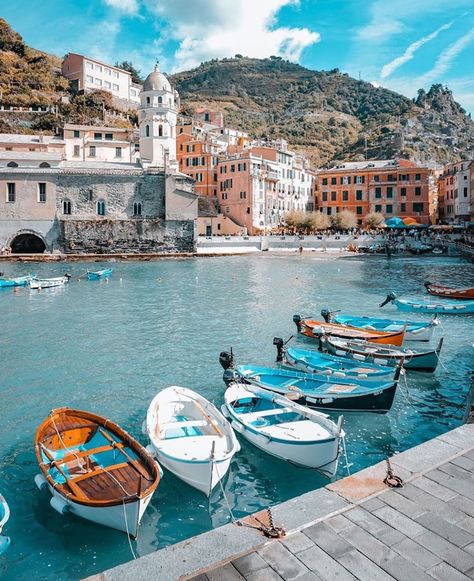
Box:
[252,407,294,418]
[325,383,358,394]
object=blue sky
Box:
[4,0,474,112]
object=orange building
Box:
[315,159,438,225]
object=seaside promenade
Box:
[89,421,474,581]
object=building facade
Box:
[62,53,142,107]
[315,160,438,225]
[438,161,471,223]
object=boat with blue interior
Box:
[0,492,10,555]
[0,274,36,288]
[222,383,344,476]
[34,407,161,537]
[380,292,474,314]
[87,268,113,281]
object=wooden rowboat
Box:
[293,315,405,346]
[0,492,10,555]
[87,268,113,280]
[29,275,71,290]
[424,282,474,300]
[0,274,35,288]
[145,386,240,496]
[380,292,474,314]
[34,408,161,537]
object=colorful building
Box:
[315,159,438,225]
[438,161,471,223]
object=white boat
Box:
[145,386,240,496]
[29,274,71,290]
[0,492,10,555]
[222,383,344,477]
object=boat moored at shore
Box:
[424,282,474,300]
[29,275,71,290]
[87,268,113,281]
[380,292,474,314]
[0,274,36,288]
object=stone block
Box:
[426,469,474,501]
[437,424,474,449]
[390,437,460,475]
[206,564,244,581]
[232,552,268,577]
[394,483,423,500]
[359,497,385,512]
[372,506,426,539]
[338,523,394,565]
[337,550,394,581]
[413,491,465,524]
[324,514,353,533]
[303,523,353,559]
[378,554,435,581]
[415,531,474,572]
[439,462,474,481]
[296,544,356,581]
[410,476,457,501]
[454,496,474,520]
[427,561,473,581]
[415,512,473,548]
[281,532,315,555]
[246,567,284,581]
[258,542,309,580]
[451,455,474,471]
[392,537,441,570]
[378,490,426,518]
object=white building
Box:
[138,64,180,170]
[62,53,142,106]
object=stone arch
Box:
[39,162,51,168]
[7,161,18,167]
[7,230,48,254]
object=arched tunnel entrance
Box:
[10,233,47,254]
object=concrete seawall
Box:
[87,422,474,581]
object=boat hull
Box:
[333,314,436,341]
[229,417,340,475]
[394,298,474,314]
[44,483,152,537]
[87,269,113,280]
[0,275,33,288]
[29,277,69,290]
[426,284,474,300]
[297,318,405,345]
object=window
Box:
[375,187,381,198]
[146,97,151,105]
[342,176,350,185]
[331,191,337,201]
[95,64,102,72]
[94,133,102,140]
[386,186,393,198]
[331,177,337,185]
[231,164,235,172]
[356,206,363,215]
[7,161,18,167]
[105,68,111,76]
[400,187,406,196]
[387,174,396,182]
[73,145,80,157]
[95,78,102,86]
[322,192,328,202]
[6,182,15,202]
[415,187,421,196]
[322,178,328,185]
[74,130,80,138]
[401,203,406,212]
[464,187,468,197]
[87,189,94,201]
[356,175,365,184]
[158,125,163,137]
[415,173,421,181]
[105,133,113,141]
[112,84,119,91]
[356,190,363,201]
[146,125,150,137]
[375,204,382,212]
[327,207,332,215]
[115,147,122,158]
[63,199,71,215]
[113,71,119,78]
[413,202,424,213]
[342,191,348,201]
[86,62,93,70]
[373,175,380,182]
[86,75,94,84]
[38,182,46,203]
[89,146,96,157]
[97,200,106,216]
[386,204,393,214]
[133,202,142,216]
[240,191,246,199]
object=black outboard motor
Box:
[379,291,397,308]
[293,314,302,332]
[64,273,72,281]
[321,308,332,323]
[424,281,432,289]
[219,350,234,370]
[273,337,284,362]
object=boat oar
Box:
[39,444,86,498]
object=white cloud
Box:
[145,0,319,71]
[420,27,474,84]
[103,0,139,15]
[380,22,452,79]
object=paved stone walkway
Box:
[187,450,474,580]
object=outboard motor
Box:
[293,314,302,332]
[223,367,240,386]
[219,350,234,370]
[321,308,332,323]
[379,291,397,308]
[424,281,432,290]
[64,273,72,281]
[273,337,284,362]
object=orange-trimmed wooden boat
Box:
[34,407,161,537]
[293,315,405,346]
[424,282,474,300]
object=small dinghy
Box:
[424,282,474,300]
[321,336,443,372]
[34,407,161,537]
[380,292,474,314]
[0,274,35,288]
[293,315,405,345]
[326,310,438,342]
[29,275,71,290]
[87,268,113,281]
[145,386,240,496]
[0,492,10,555]
[220,353,402,413]
[273,338,395,382]
[223,383,344,476]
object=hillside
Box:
[172,56,474,166]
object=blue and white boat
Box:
[327,311,438,341]
[219,354,402,413]
[0,274,35,288]
[380,292,474,314]
[223,383,344,476]
[0,492,10,555]
[87,268,113,280]
[273,339,395,382]
[145,386,240,496]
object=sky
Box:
[4,0,474,113]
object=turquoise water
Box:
[0,254,473,580]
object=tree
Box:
[364,212,385,228]
[331,210,357,230]
[306,212,330,231]
[284,210,304,229]
[115,61,143,84]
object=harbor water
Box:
[0,254,473,580]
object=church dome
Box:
[143,63,172,92]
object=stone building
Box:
[0,67,197,255]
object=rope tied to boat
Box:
[383,458,403,488]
